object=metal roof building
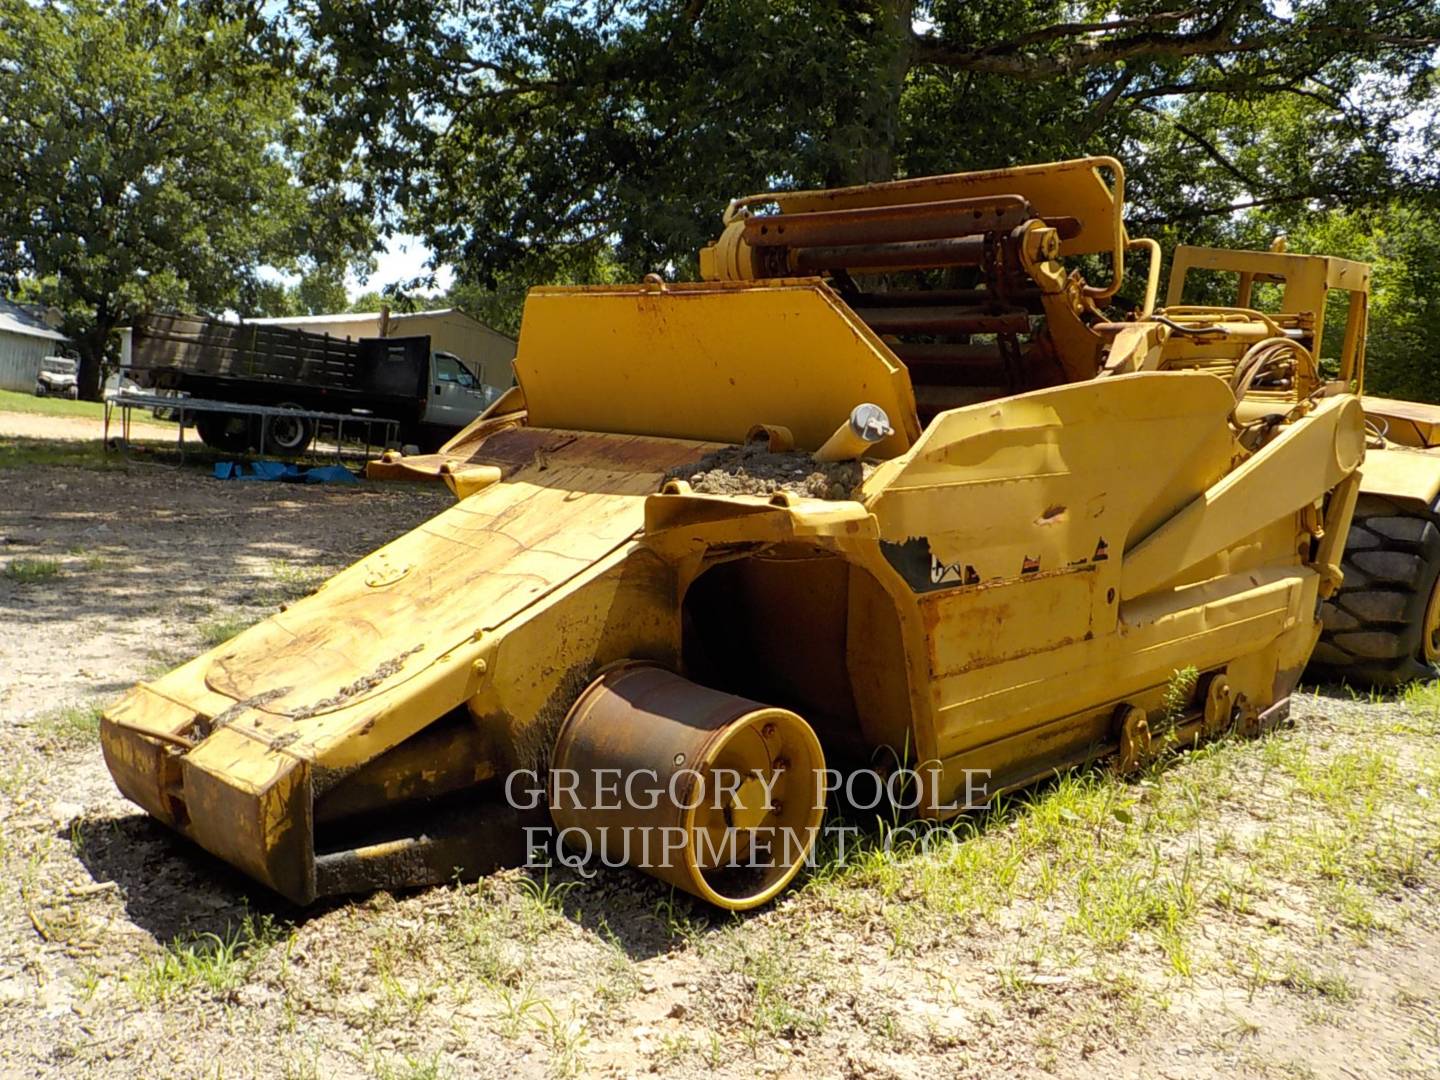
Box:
[0,299,70,393]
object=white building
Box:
[0,299,70,392]
[247,308,516,398]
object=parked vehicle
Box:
[122,314,498,453]
[34,355,78,398]
[106,156,1372,912]
[102,370,144,398]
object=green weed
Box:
[373,1052,448,1080]
[128,914,285,1003]
[35,702,103,745]
[197,612,261,648]
[5,556,61,582]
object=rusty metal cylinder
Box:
[742,195,1030,248]
[549,663,827,910]
[791,235,986,273]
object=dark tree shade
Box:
[292,0,1440,290]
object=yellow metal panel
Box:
[473,544,682,772]
[127,429,712,776]
[1357,444,1440,508]
[921,570,1098,681]
[864,372,1239,580]
[182,725,311,900]
[1363,395,1440,449]
[99,688,192,825]
[515,281,920,458]
[928,565,1311,770]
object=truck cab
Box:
[423,350,497,431]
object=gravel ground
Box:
[1,421,1438,1080]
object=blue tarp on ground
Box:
[213,461,360,484]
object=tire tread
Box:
[1312,493,1440,687]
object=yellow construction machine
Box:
[1162,243,1440,685]
[104,157,1381,911]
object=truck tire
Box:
[195,413,253,453]
[1311,493,1440,686]
[261,404,315,456]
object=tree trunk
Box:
[75,321,112,401]
[826,0,915,186]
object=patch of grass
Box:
[128,914,285,1004]
[1278,960,1360,1002]
[141,647,189,680]
[65,546,116,572]
[1067,843,1203,966]
[724,929,829,1045]
[1400,679,1440,715]
[371,932,439,1022]
[517,870,578,922]
[373,1052,448,1080]
[1337,680,1393,705]
[0,436,124,470]
[267,559,330,603]
[534,1004,590,1078]
[653,891,708,946]
[35,702,104,746]
[1161,664,1201,723]
[280,1054,322,1080]
[197,611,262,649]
[1318,879,1384,936]
[450,903,519,986]
[591,922,643,1006]
[494,984,547,1039]
[447,876,572,988]
[1284,746,1395,811]
[806,689,1440,1014]
[5,556,61,582]
[0,388,104,418]
[651,1032,696,1068]
[0,760,32,798]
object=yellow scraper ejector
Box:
[103,157,1370,911]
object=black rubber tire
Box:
[1310,493,1440,687]
[260,404,315,456]
[194,412,254,453]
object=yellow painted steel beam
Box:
[1122,395,1365,599]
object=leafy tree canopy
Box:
[292,0,1440,287]
[0,0,373,395]
[1281,204,1440,401]
[249,268,353,318]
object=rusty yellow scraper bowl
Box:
[550,662,826,909]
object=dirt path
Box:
[0,460,1437,1080]
[0,410,176,444]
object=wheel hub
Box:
[1422,573,1440,664]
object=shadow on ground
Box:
[0,452,448,636]
[68,808,710,960]
[69,813,322,943]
